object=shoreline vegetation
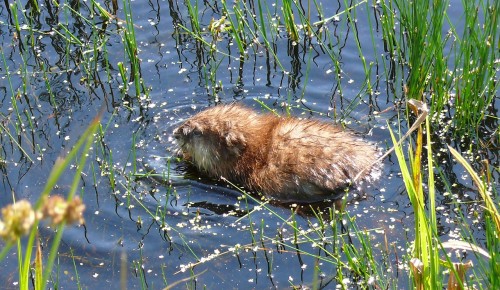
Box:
[0,0,498,289]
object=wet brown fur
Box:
[173,104,379,202]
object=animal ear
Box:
[178,121,194,135]
[181,125,191,135]
[185,121,202,136]
[225,131,246,156]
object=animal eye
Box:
[192,129,202,137]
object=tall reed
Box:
[388,103,443,289]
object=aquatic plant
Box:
[0,113,100,290]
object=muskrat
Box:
[173,104,380,202]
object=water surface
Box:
[0,0,497,289]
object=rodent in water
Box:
[173,104,380,202]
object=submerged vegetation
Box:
[0,0,498,289]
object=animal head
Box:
[173,115,247,173]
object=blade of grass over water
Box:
[224,0,285,70]
[185,0,201,38]
[69,248,83,290]
[388,101,443,289]
[220,178,398,287]
[450,0,499,133]
[0,111,102,289]
[387,97,499,288]
[221,1,245,55]
[9,2,21,34]
[392,0,443,101]
[282,0,299,41]
[448,146,500,232]
[120,0,147,98]
[40,112,103,290]
[383,0,498,136]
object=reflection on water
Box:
[0,0,497,289]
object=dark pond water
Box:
[0,0,498,289]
